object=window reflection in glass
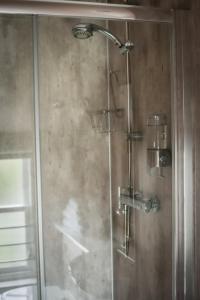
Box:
[0,158,36,279]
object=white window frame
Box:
[0,154,36,284]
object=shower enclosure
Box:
[0,1,196,300]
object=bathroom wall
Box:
[109,21,172,300]
[137,0,200,9]
[108,1,200,299]
[109,0,197,9]
[0,15,34,154]
[123,0,190,8]
[37,17,113,300]
[130,22,172,300]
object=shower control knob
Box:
[159,149,171,167]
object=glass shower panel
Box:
[0,16,39,299]
[38,17,112,300]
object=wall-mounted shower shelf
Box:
[89,108,124,133]
[118,187,160,213]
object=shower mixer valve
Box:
[118,187,160,214]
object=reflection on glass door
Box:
[0,158,38,299]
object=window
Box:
[0,158,36,282]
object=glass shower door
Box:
[0,15,40,299]
[37,17,113,300]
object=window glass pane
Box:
[0,260,31,270]
[0,159,25,207]
[0,228,30,245]
[0,245,28,263]
[0,211,26,228]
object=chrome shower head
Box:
[72,23,134,54]
[72,24,93,39]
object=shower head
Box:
[72,23,93,39]
[72,23,134,54]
